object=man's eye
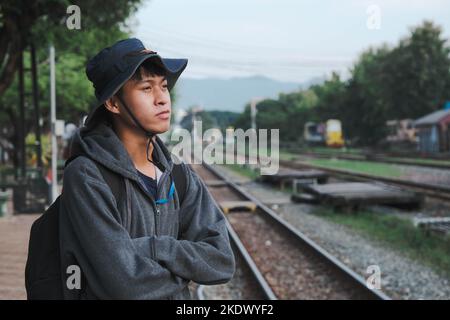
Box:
[143,86,152,91]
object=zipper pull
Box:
[156,204,161,215]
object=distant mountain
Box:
[173,75,323,112]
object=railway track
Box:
[196,230,276,300]
[287,150,450,170]
[190,162,389,300]
[279,158,450,202]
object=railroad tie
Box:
[219,200,257,214]
[204,180,227,187]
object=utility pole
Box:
[50,45,58,202]
[30,43,43,170]
[18,51,26,179]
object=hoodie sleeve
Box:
[60,158,189,299]
[149,164,236,285]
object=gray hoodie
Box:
[59,119,235,299]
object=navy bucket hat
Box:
[84,38,188,126]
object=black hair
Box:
[116,59,167,98]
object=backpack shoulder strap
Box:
[64,155,125,207]
[95,164,126,211]
[172,163,187,205]
[64,154,80,168]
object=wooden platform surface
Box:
[0,214,39,300]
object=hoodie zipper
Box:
[154,170,170,235]
[137,168,169,236]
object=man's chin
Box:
[150,124,170,135]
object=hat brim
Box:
[85,54,188,127]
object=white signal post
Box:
[50,45,58,202]
[250,97,265,131]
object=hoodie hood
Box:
[69,119,174,182]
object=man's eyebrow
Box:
[138,76,167,84]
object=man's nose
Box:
[154,86,169,106]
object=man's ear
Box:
[104,96,121,115]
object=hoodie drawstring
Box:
[116,95,161,168]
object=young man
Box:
[59,38,235,299]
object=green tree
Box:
[0,0,143,96]
[183,21,450,148]
[383,21,450,119]
[341,21,450,145]
[343,46,392,145]
[0,1,144,169]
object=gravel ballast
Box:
[212,164,450,300]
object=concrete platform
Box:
[414,217,450,235]
[260,168,329,193]
[261,168,328,183]
[296,182,422,209]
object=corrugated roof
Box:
[414,109,450,126]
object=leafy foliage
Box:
[233,21,450,146]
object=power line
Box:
[147,38,350,69]
[142,23,301,53]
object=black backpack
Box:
[25,157,187,300]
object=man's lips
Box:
[156,110,170,119]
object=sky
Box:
[133,0,450,83]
